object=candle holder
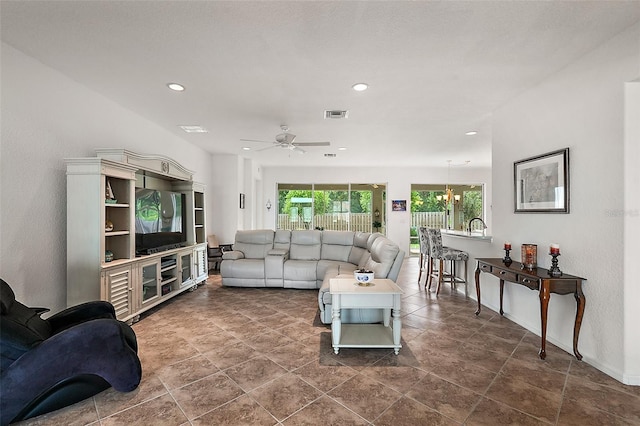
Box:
[503,248,512,266]
[548,253,563,277]
[521,244,537,271]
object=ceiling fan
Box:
[241,125,330,154]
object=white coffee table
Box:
[330,275,403,355]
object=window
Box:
[276,183,386,233]
[409,184,484,255]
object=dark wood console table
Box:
[474,258,586,360]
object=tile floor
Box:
[15,259,640,425]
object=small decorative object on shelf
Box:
[105,220,114,232]
[521,244,537,270]
[105,179,115,201]
[503,241,512,266]
[549,244,563,276]
[105,250,114,263]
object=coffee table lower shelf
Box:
[332,324,401,354]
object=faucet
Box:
[468,217,487,233]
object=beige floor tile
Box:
[169,372,244,420]
[282,396,368,425]
[100,394,187,426]
[328,374,402,421]
[249,373,322,421]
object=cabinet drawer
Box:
[518,275,539,290]
[493,268,517,282]
[478,263,492,273]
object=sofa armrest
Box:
[268,248,289,258]
[222,250,245,260]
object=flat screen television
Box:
[135,188,187,255]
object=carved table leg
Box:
[475,265,482,315]
[332,297,341,355]
[499,279,505,316]
[539,282,551,360]
[573,282,585,361]
[392,296,402,355]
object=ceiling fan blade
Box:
[292,141,330,147]
[240,138,272,144]
[255,144,279,152]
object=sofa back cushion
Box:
[363,236,400,279]
[233,230,275,259]
[349,232,371,265]
[274,230,292,250]
[290,230,321,260]
[321,231,354,262]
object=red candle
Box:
[504,242,511,250]
[550,244,560,255]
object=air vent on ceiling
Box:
[324,110,349,119]
[324,153,337,157]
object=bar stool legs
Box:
[425,228,469,295]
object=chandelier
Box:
[436,160,469,207]
[436,187,460,205]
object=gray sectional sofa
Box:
[220,229,404,324]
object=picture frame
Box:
[514,148,569,213]
[239,193,245,209]
[392,200,406,212]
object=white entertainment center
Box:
[66,149,208,323]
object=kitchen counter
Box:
[441,229,493,242]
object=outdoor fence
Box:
[276,211,446,233]
[277,213,375,232]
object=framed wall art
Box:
[392,200,406,212]
[514,148,569,213]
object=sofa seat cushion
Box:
[283,260,318,281]
[220,259,265,279]
[317,260,356,285]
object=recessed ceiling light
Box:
[338,147,347,151]
[167,83,185,91]
[465,131,478,136]
[242,147,251,151]
[352,83,368,92]
[178,125,208,133]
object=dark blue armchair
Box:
[0,278,142,425]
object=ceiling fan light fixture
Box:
[352,83,368,91]
[465,130,478,136]
[242,147,251,151]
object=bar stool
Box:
[426,228,469,295]
[417,227,432,285]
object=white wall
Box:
[624,81,640,383]
[259,165,492,257]
[0,44,214,312]
[491,24,640,384]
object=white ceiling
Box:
[2,1,639,168]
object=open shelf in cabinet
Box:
[160,254,178,296]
